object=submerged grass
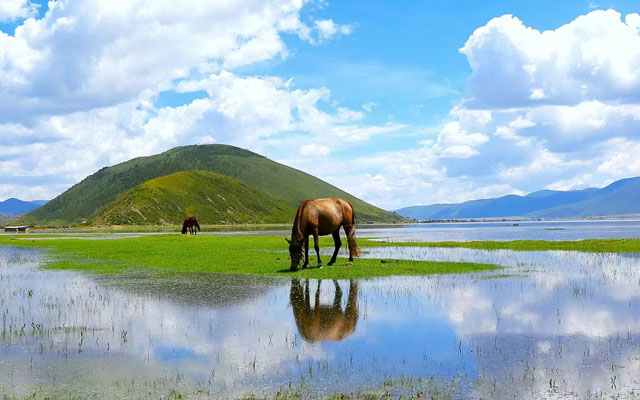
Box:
[0,235,497,279]
[361,238,640,253]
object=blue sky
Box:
[1,0,640,209]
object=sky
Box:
[1,0,640,209]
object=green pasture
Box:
[3,234,639,279]
[0,234,496,279]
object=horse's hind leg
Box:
[328,231,341,266]
[343,224,355,265]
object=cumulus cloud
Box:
[461,10,640,108]
[4,4,640,211]
[342,9,640,209]
[286,9,640,209]
[0,0,37,21]
[0,0,318,122]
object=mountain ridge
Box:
[396,177,640,220]
[0,198,48,217]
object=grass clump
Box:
[361,238,640,253]
[0,235,497,279]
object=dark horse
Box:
[286,198,359,271]
[181,216,200,235]
[290,279,358,342]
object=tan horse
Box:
[286,198,360,271]
[290,279,358,342]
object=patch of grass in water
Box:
[362,238,640,253]
[0,235,498,279]
[480,273,524,280]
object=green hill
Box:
[92,171,296,225]
[21,144,401,226]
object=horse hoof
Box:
[318,265,323,269]
[347,261,353,266]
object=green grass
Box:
[361,238,640,253]
[19,144,402,226]
[92,170,297,225]
[0,235,497,279]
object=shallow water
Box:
[5,219,640,242]
[2,229,640,398]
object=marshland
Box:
[2,220,640,399]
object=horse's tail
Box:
[195,220,201,231]
[346,201,361,257]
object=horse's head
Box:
[286,237,304,271]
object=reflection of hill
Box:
[96,272,282,308]
[290,279,358,342]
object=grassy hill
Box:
[21,144,401,226]
[92,171,296,225]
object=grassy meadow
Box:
[3,233,640,279]
[0,234,498,279]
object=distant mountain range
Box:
[0,198,48,217]
[18,144,401,226]
[396,177,640,220]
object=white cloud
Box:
[299,143,330,157]
[0,0,320,121]
[312,19,355,44]
[434,121,489,158]
[344,9,640,209]
[4,5,640,212]
[0,0,37,22]
[461,10,640,108]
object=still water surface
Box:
[2,223,640,398]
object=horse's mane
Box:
[292,200,312,242]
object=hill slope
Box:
[93,171,297,225]
[0,198,48,216]
[21,144,400,225]
[396,177,640,220]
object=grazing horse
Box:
[181,216,200,235]
[290,279,358,342]
[286,197,360,271]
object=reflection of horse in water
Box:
[290,279,358,342]
[182,216,200,235]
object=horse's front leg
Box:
[302,236,309,269]
[328,231,341,266]
[313,229,322,268]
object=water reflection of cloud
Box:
[0,247,326,398]
[5,242,640,397]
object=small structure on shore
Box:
[4,226,29,233]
